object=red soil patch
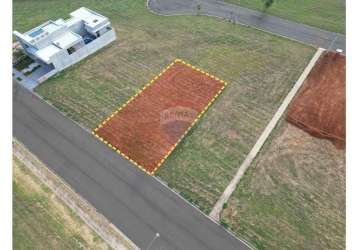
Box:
[94,60,226,174]
[287,52,346,149]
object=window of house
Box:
[67,46,76,55]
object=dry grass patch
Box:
[13,156,110,250]
[222,122,345,250]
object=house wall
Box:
[31,26,67,49]
[14,35,39,61]
[73,40,85,50]
[97,25,112,37]
[50,29,116,71]
[66,19,86,37]
[21,45,38,62]
[84,21,110,35]
[37,69,58,83]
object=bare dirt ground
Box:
[287,52,345,149]
[222,122,345,249]
[95,60,225,174]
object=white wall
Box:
[50,29,116,71]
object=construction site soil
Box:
[287,52,345,149]
[95,61,226,174]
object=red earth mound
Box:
[287,52,345,149]
[94,59,226,174]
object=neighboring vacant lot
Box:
[221,122,345,250]
[13,156,110,250]
[95,60,225,174]
[225,0,345,34]
[288,52,345,148]
[14,0,314,214]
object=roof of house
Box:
[70,7,108,30]
[35,45,61,63]
[52,31,82,49]
[13,7,112,63]
[26,21,61,39]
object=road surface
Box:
[148,0,345,52]
[13,83,251,250]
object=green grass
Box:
[13,157,110,250]
[221,121,345,249]
[225,0,345,34]
[13,0,315,215]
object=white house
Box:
[13,7,116,84]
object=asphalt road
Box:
[148,0,345,52]
[13,83,251,249]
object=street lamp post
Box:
[146,232,160,250]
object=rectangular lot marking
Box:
[93,59,227,175]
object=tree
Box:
[262,0,274,10]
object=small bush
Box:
[223,202,228,209]
[220,220,229,229]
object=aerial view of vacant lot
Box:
[15,0,348,249]
[94,60,226,174]
[225,0,345,33]
[221,52,345,249]
[13,0,315,213]
[221,121,345,250]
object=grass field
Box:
[13,156,110,250]
[225,0,345,34]
[13,0,315,214]
[221,121,345,249]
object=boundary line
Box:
[209,48,325,221]
[93,59,227,175]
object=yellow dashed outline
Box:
[92,59,228,175]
